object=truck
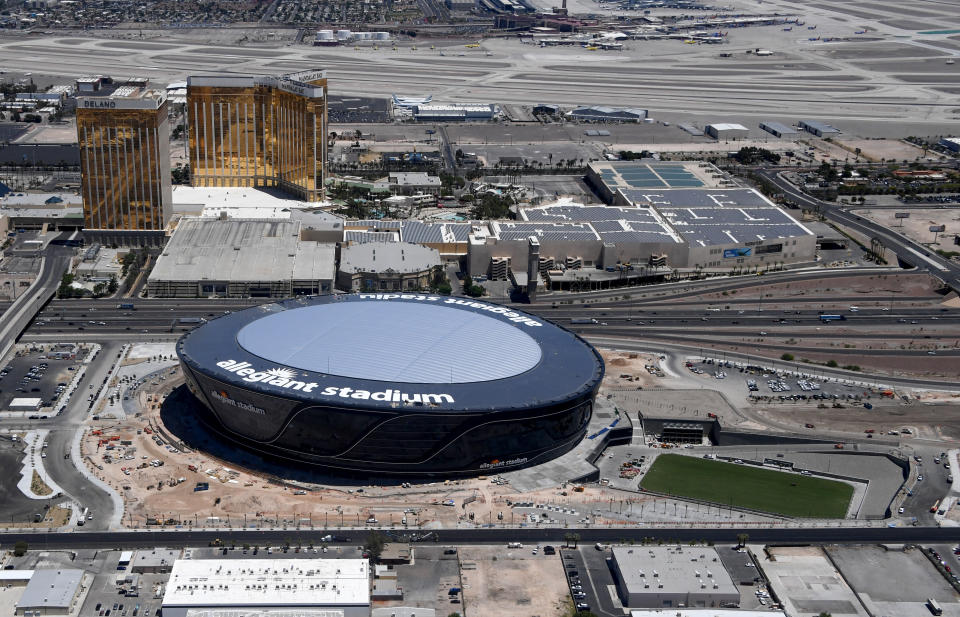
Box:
[117,303,135,310]
[819,314,846,322]
[77,507,89,525]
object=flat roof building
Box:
[759,121,799,138]
[567,106,647,123]
[187,70,328,202]
[705,123,749,140]
[939,137,960,153]
[161,559,370,617]
[77,79,171,242]
[612,546,739,609]
[147,218,335,298]
[799,119,840,137]
[131,548,181,574]
[586,161,723,203]
[16,569,85,616]
[337,241,441,292]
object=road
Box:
[3,525,960,549]
[0,233,75,361]
[761,170,960,288]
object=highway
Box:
[0,233,75,361]
[760,170,960,287]
[2,525,960,549]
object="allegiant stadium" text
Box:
[358,294,542,327]
[215,360,455,404]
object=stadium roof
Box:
[162,559,369,609]
[178,295,604,412]
[237,299,542,383]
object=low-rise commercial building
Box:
[612,546,739,609]
[15,569,86,616]
[147,218,335,298]
[759,121,799,138]
[337,241,441,292]
[705,123,749,140]
[799,119,840,137]
[131,548,181,574]
[161,559,370,617]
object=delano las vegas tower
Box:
[77,78,172,242]
[187,70,328,202]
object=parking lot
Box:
[686,359,885,404]
[0,347,87,416]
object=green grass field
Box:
[639,453,853,518]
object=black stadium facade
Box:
[177,294,605,476]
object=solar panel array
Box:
[620,188,770,209]
[520,203,680,245]
[596,161,708,191]
[344,230,398,243]
[401,221,444,244]
[659,206,810,246]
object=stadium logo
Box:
[479,457,528,470]
[210,390,266,415]
[216,359,456,404]
[358,293,542,327]
[217,360,320,392]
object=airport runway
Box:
[0,18,957,134]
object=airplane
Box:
[807,25,816,29]
[854,29,866,34]
[808,36,820,41]
[684,39,696,44]
[464,42,480,48]
[585,45,598,50]
[783,26,792,31]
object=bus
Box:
[820,314,846,322]
[570,318,599,325]
[930,499,941,514]
[927,598,943,616]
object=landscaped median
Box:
[640,453,853,518]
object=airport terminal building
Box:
[177,294,604,476]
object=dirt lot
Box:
[79,368,629,529]
[753,400,960,441]
[600,350,664,389]
[855,208,960,255]
[837,138,945,163]
[459,545,571,617]
[687,271,947,305]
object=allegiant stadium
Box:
[176,293,604,476]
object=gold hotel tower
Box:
[187,70,328,202]
[77,81,172,234]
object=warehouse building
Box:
[799,119,840,137]
[566,106,647,123]
[337,241,441,292]
[160,559,370,617]
[939,137,960,153]
[15,569,87,616]
[612,546,739,609]
[410,103,498,121]
[131,548,181,574]
[705,123,749,140]
[759,121,800,138]
[147,218,335,298]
